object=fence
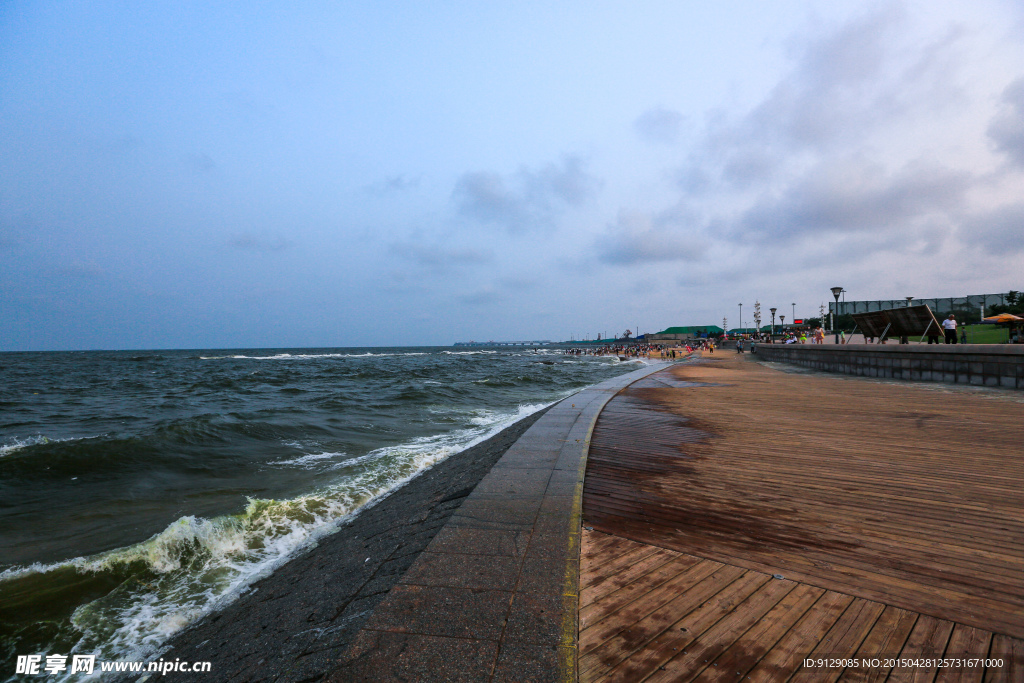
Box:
[830,293,1011,318]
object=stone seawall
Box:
[751,343,1024,390]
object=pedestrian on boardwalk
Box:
[942,314,958,344]
[735,339,743,354]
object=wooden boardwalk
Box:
[580,353,1024,682]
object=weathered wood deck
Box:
[580,353,1024,682]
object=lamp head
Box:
[830,286,843,301]
[770,307,777,315]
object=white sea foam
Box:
[199,352,428,360]
[268,451,348,469]
[0,434,89,457]
[0,399,555,675]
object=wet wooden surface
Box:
[580,353,1024,681]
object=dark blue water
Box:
[0,347,644,677]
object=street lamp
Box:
[780,314,785,334]
[791,302,796,323]
[830,286,843,344]
[906,296,914,307]
[770,307,777,340]
[738,303,743,334]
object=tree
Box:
[989,290,1023,316]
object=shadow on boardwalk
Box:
[581,353,1024,682]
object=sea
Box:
[0,346,645,679]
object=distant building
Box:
[647,326,724,344]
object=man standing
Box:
[942,314,958,344]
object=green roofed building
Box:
[648,325,724,344]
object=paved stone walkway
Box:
[326,361,669,683]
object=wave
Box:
[0,435,91,458]
[268,450,347,470]
[0,400,551,673]
[198,352,428,360]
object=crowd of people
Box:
[561,339,717,359]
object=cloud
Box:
[390,242,492,269]
[681,6,968,198]
[962,202,1024,254]
[988,77,1024,167]
[452,156,599,232]
[458,287,501,306]
[366,174,421,194]
[736,158,972,243]
[596,209,708,265]
[634,107,685,144]
[655,5,1023,280]
[741,8,905,151]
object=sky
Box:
[2,1,1023,350]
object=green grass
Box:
[961,326,1009,344]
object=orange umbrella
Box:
[981,313,1024,323]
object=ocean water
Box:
[0,346,643,678]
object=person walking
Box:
[942,314,958,344]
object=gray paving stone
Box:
[326,361,669,682]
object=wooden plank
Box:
[582,354,1024,639]
[642,578,800,683]
[593,570,774,683]
[887,614,955,682]
[984,634,1024,683]
[933,624,991,683]
[581,546,681,608]
[688,583,825,682]
[746,591,854,683]
[579,355,1024,682]
[580,553,702,631]
[789,598,887,683]
[587,517,1024,640]
[838,606,918,683]
[580,544,670,603]
[582,567,763,681]
[581,533,648,567]
[579,559,731,658]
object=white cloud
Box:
[597,210,708,265]
[634,107,685,145]
[452,156,599,232]
[988,77,1024,167]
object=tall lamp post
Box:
[831,286,843,344]
[779,314,785,335]
[791,302,796,323]
[738,303,743,335]
[906,296,914,307]
[770,307,777,339]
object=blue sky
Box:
[2,1,1023,350]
